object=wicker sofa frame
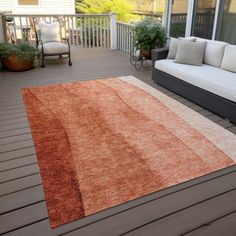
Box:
[151,48,236,124]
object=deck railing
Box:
[1,13,164,56]
[117,22,134,56]
[1,13,117,49]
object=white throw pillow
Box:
[175,40,207,66]
[39,21,61,43]
[221,45,236,73]
[167,37,196,59]
[196,37,228,67]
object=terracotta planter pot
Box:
[2,54,33,72]
[140,49,152,59]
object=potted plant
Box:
[0,43,37,72]
[133,18,167,59]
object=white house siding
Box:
[0,0,14,12]
[0,0,75,14]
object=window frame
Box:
[166,0,224,40]
[15,0,41,8]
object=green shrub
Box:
[0,43,37,60]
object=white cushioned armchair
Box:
[33,19,72,67]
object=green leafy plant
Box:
[133,18,167,51]
[0,43,37,60]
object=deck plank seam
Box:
[44,170,236,236]
[0,199,45,216]
[0,115,27,122]
[0,172,40,185]
[0,128,30,136]
[180,210,236,236]
[0,217,49,236]
[0,182,42,198]
[1,168,236,235]
[0,154,36,164]
[119,188,236,236]
[0,162,38,174]
[0,145,34,155]
[0,137,33,146]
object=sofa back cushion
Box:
[167,37,196,59]
[175,40,207,66]
[221,45,236,73]
[196,37,228,68]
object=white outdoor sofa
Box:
[152,37,236,124]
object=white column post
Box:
[110,13,117,50]
[165,0,172,38]
[212,0,221,40]
[0,14,6,43]
[185,0,194,37]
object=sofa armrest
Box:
[151,47,169,66]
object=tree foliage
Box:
[76,0,135,22]
[129,0,165,14]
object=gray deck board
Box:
[0,133,32,146]
[0,155,37,172]
[0,147,36,162]
[0,174,42,196]
[184,212,236,236]
[0,127,31,139]
[0,163,39,183]
[124,190,236,236]
[0,185,44,214]
[0,47,235,236]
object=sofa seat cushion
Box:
[155,59,236,102]
[196,37,228,68]
[39,42,69,55]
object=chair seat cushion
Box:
[155,59,236,102]
[39,42,69,55]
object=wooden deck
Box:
[0,47,236,236]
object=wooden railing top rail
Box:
[2,13,111,17]
[117,21,134,27]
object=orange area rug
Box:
[22,76,236,228]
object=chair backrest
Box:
[31,17,63,45]
[30,17,40,44]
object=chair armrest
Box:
[61,37,71,52]
[36,39,43,47]
[61,37,69,43]
[35,39,44,54]
[151,47,169,66]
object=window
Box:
[191,0,217,39]
[219,0,236,44]
[18,0,39,5]
[169,0,189,37]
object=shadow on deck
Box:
[0,47,236,236]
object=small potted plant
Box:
[133,18,167,59]
[0,43,37,72]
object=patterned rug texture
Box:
[22,76,236,228]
